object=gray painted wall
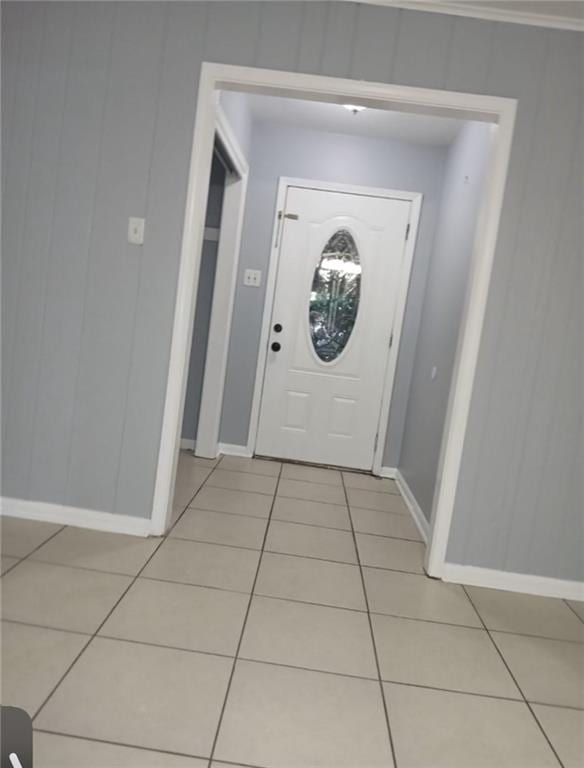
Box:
[2,2,582,582]
[219,120,449,467]
[399,122,492,520]
[181,154,225,442]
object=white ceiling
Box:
[242,93,462,146]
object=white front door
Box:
[256,184,411,470]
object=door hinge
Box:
[374,432,379,452]
[405,222,411,241]
[389,331,394,349]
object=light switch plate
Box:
[128,217,145,245]
[244,268,262,287]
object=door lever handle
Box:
[271,342,281,352]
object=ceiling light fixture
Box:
[343,104,367,115]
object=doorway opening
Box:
[155,64,515,584]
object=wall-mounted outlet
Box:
[128,217,145,245]
[243,269,262,287]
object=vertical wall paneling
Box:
[320,3,358,78]
[444,17,495,94]
[2,4,45,466]
[66,4,168,513]
[4,5,74,497]
[295,3,328,75]
[349,4,400,83]
[28,4,116,504]
[114,2,208,518]
[204,2,261,67]
[446,21,551,564]
[391,10,454,88]
[255,2,304,72]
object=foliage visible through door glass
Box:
[309,229,361,362]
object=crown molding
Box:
[361,1,584,32]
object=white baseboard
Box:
[180,438,196,450]
[378,466,397,480]
[218,442,253,458]
[442,563,584,601]
[394,470,430,544]
[1,497,152,538]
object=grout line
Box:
[340,472,399,768]
[462,586,566,768]
[32,728,212,763]
[564,599,584,625]
[31,461,225,723]
[186,505,270,521]
[1,524,68,578]
[206,462,284,768]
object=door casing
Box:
[151,62,516,588]
[250,178,422,475]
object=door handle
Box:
[271,342,281,352]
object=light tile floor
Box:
[1,451,583,768]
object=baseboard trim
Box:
[394,470,430,544]
[218,442,253,458]
[378,466,397,480]
[180,438,196,450]
[1,497,152,538]
[441,563,584,601]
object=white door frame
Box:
[248,177,422,475]
[195,103,249,457]
[150,62,516,588]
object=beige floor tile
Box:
[171,509,267,550]
[142,538,260,593]
[384,683,558,768]
[1,518,62,557]
[214,660,393,768]
[36,637,231,757]
[281,464,342,486]
[372,614,520,698]
[265,520,357,563]
[178,449,219,469]
[100,578,248,656]
[33,732,207,768]
[343,473,399,494]
[30,527,161,575]
[363,568,482,626]
[492,632,584,708]
[356,533,425,573]
[218,455,281,476]
[191,486,272,518]
[272,496,350,530]
[256,552,366,610]
[347,488,408,514]
[351,507,422,540]
[2,560,132,633]
[467,586,584,642]
[567,600,584,623]
[532,704,584,768]
[278,478,346,505]
[1,554,19,574]
[206,468,277,496]
[1,622,88,716]
[240,596,377,678]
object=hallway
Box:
[2,451,583,767]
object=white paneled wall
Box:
[2,2,582,583]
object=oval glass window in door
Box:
[309,229,361,363]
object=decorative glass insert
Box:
[309,229,361,363]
